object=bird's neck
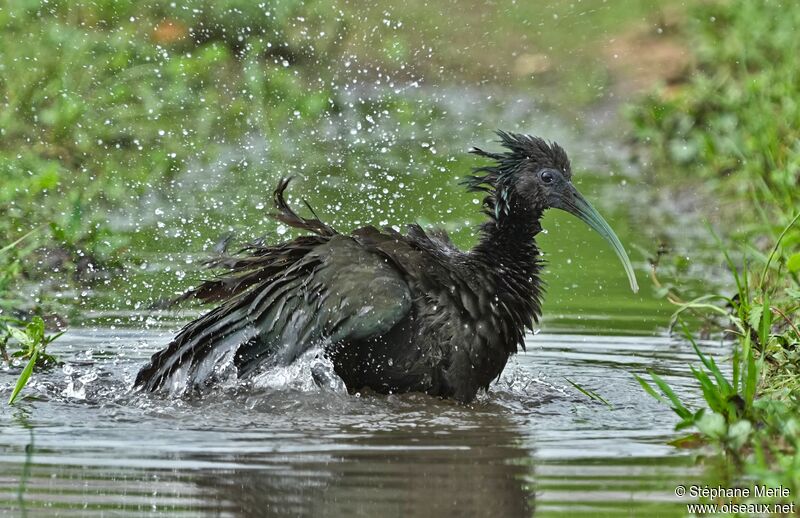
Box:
[471,204,543,269]
[468,202,544,354]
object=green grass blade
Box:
[670,296,745,335]
[690,365,725,415]
[0,228,40,257]
[649,371,692,420]
[743,335,757,409]
[564,377,612,408]
[742,255,751,316]
[681,321,732,393]
[732,337,741,394]
[759,291,771,349]
[634,374,666,404]
[759,212,800,289]
[709,224,743,298]
[8,347,39,405]
[45,331,65,346]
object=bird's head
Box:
[468,130,638,293]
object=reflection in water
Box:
[0,330,724,516]
[11,413,34,518]
[192,405,534,517]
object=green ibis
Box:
[135,131,638,402]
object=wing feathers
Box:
[136,236,411,391]
[135,179,412,392]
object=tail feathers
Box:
[271,177,336,237]
[158,178,334,309]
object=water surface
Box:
[0,327,722,516]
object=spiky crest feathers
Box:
[464,131,571,220]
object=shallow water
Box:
[2,83,721,516]
[1,125,720,515]
[0,326,724,516]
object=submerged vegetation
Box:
[629,0,800,498]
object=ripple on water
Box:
[0,328,724,516]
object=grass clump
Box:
[628,0,800,496]
[638,220,800,496]
[627,0,800,234]
[1,234,63,405]
[2,316,62,405]
[637,229,800,498]
[0,0,349,309]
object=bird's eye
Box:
[540,170,554,184]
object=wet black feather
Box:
[136,132,564,402]
[465,130,570,220]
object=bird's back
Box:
[135,179,525,401]
[359,224,525,400]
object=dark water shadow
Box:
[188,400,535,517]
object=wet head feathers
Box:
[465,130,571,219]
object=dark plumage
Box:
[135,131,637,402]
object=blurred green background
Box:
[2,0,790,336]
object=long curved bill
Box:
[556,185,639,293]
